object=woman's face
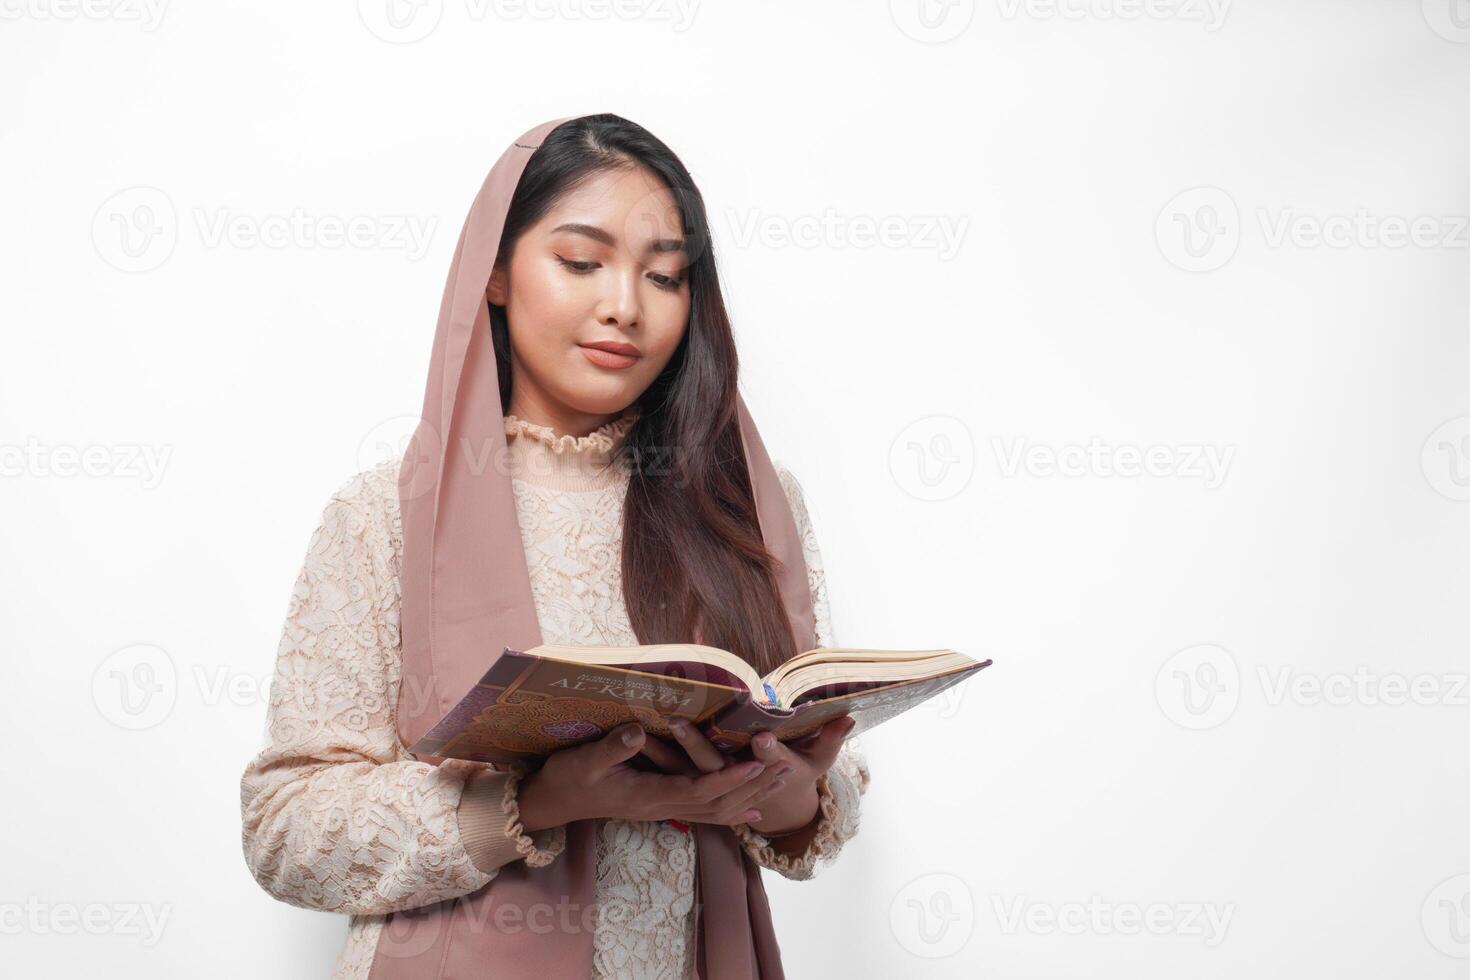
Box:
[487,164,691,430]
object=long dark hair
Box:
[487,113,798,676]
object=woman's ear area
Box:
[486,262,509,306]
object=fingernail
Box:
[774,764,794,778]
[745,764,766,781]
[747,809,762,822]
[622,727,641,746]
[769,778,787,792]
[756,732,774,749]
[670,718,689,735]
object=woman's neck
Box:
[501,408,638,492]
[503,392,627,443]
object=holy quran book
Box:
[409,642,992,765]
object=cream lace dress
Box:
[239,411,870,980]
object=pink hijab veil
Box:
[367,116,816,979]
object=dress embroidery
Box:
[240,416,869,980]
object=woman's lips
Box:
[579,344,640,369]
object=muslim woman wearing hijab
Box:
[239,114,871,980]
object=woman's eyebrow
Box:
[551,222,685,256]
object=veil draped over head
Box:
[371,116,816,978]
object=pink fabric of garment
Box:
[368,116,817,980]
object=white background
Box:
[4,1,1469,977]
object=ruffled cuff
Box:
[734,745,870,881]
[456,766,566,874]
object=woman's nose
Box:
[596,268,642,328]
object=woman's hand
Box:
[514,722,780,832]
[640,715,856,837]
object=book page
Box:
[529,641,765,696]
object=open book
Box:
[410,642,992,765]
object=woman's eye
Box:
[557,254,681,289]
[556,256,598,273]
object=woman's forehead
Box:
[538,167,685,244]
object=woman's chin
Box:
[565,361,643,401]
[551,379,638,418]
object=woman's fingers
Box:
[748,730,800,774]
[705,761,790,819]
[638,733,698,774]
[588,721,646,772]
[786,716,854,773]
[652,758,766,815]
[667,717,731,773]
[613,720,856,825]
[660,736,797,823]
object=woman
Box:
[239,113,870,980]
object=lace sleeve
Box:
[238,469,555,915]
[734,463,871,881]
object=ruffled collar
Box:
[500,407,638,491]
[502,410,638,456]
